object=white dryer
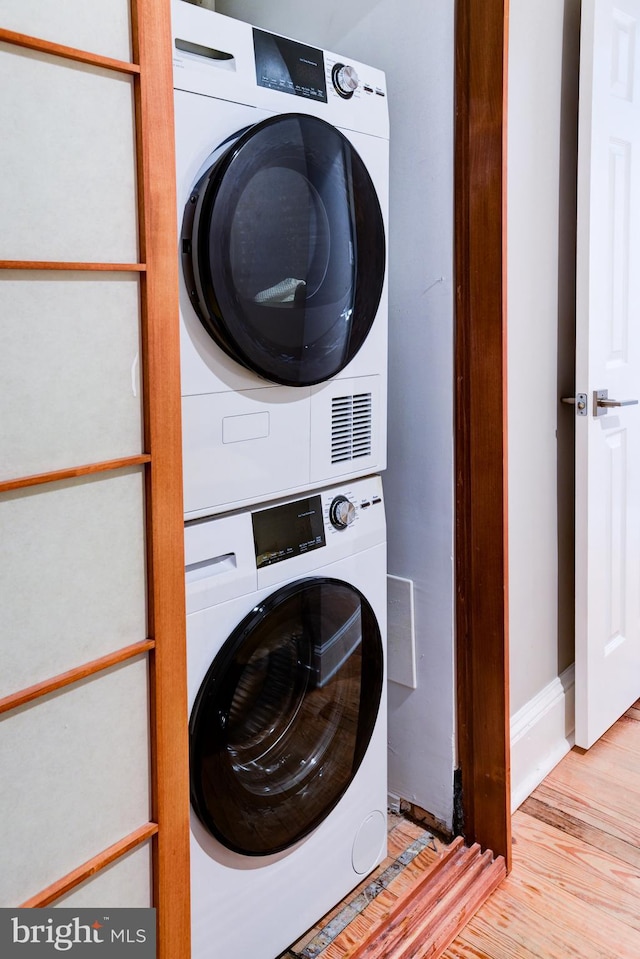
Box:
[186,475,387,959]
[172,1,389,519]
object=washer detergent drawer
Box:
[185,512,257,613]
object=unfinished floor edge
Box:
[282,815,506,959]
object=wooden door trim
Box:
[131,2,191,955]
[455,0,512,868]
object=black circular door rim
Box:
[189,576,384,857]
[181,112,386,388]
[182,125,256,373]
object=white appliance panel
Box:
[173,1,389,518]
[185,475,387,959]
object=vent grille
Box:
[331,393,373,463]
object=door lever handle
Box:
[594,388,639,417]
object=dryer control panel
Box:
[254,29,328,102]
[171,1,389,139]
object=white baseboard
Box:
[510,665,575,812]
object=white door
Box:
[574,0,640,747]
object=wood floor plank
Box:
[440,939,495,959]
[600,713,640,749]
[512,812,640,931]
[520,795,640,870]
[493,877,636,959]
[444,912,580,959]
[442,929,538,959]
[444,706,640,959]
[443,919,544,959]
[442,701,640,959]
[455,883,608,959]
[573,734,640,780]
[533,779,640,847]
[444,903,583,959]
[398,846,446,885]
[291,706,640,959]
[545,752,640,817]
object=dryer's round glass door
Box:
[189,577,384,856]
[182,113,386,386]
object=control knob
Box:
[332,63,359,99]
[329,495,356,530]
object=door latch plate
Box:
[561,392,587,415]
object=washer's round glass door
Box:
[182,113,386,387]
[189,577,383,856]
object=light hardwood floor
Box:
[281,702,640,959]
[444,701,640,959]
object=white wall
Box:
[218,0,457,827]
[507,0,580,805]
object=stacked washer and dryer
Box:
[172,2,390,956]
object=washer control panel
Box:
[251,476,385,585]
[251,477,384,568]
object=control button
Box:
[329,495,356,529]
[332,63,359,99]
[372,496,382,504]
[360,500,371,508]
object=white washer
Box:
[186,474,387,959]
[172,1,389,519]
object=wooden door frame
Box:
[132,1,191,953]
[455,0,512,868]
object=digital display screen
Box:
[253,29,328,102]
[252,495,326,568]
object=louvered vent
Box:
[331,393,373,463]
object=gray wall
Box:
[508,0,580,714]
[507,0,580,806]
[218,0,457,827]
